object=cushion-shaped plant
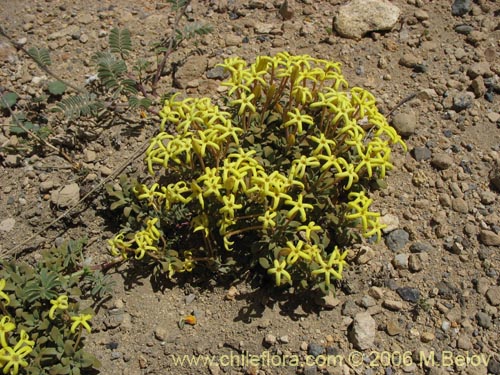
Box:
[108,53,406,292]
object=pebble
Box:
[412,147,431,161]
[4,155,22,167]
[467,62,492,79]
[452,92,474,112]
[348,312,376,350]
[264,333,276,346]
[488,358,500,375]
[380,214,399,233]
[410,241,434,253]
[334,0,401,40]
[451,0,472,16]
[391,111,417,138]
[399,53,421,69]
[279,335,289,344]
[50,183,80,208]
[479,230,500,246]
[489,166,500,192]
[456,335,473,350]
[0,218,16,233]
[254,22,274,34]
[393,253,409,269]
[421,332,435,343]
[307,342,324,357]
[476,311,491,328]
[431,153,454,170]
[385,229,410,251]
[224,34,241,47]
[485,286,500,306]
[175,55,208,89]
[408,253,424,272]
[40,180,55,193]
[451,198,468,213]
[382,300,404,311]
[386,320,403,336]
[100,166,113,176]
[154,327,167,341]
[397,287,420,303]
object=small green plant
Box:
[0,238,110,374]
[107,53,406,293]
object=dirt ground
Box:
[0,0,499,374]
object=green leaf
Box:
[109,28,132,57]
[28,47,52,66]
[258,257,270,269]
[47,81,67,96]
[0,92,18,109]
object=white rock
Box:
[334,0,401,40]
[0,218,16,233]
[380,214,399,233]
[348,312,376,350]
[51,183,80,208]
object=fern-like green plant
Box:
[54,93,102,119]
[27,47,51,66]
[109,28,132,58]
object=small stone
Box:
[154,327,167,341]
[307,342,324,357]
[208,363,220,375]
[175,55,208,89]
[225,286,239,301]
[471,76,486,98]
[4,155,22,167]
[40,180,55,193]
[421,332,435,343]
[185,293,196,304]
[488,358,500,375]
[360,295,376,308]
[414,9,429,21]
[385,229,410,251]
[279,335,289,344]
[224,34,241,47]
[0,218,16,233]
[479,230,500,246]
[467,62,492,79]
[457,335,473,350]
[485,286,500,306]
[489,166,500,192]
[205,66,225,79]
[51,183,80,208]
[391,111,417,138]
[79,34,89,43]
[254,22,273,34]
[397,287,420,303]
[386,320,403,336]
[452,198,468,213]
[264,333,276,346]
[476,312,491,328]
[315,292,341,309]
[84,149,97,162]
[455,24,473,35]
[368,287,384,300]
[408,254,423,272]
[412,147,431,161]
[355,246,375,264]
[348,312,376,350]
[410,241,434,253]
[382,300,404,311]
[279,0,294,20]
[100,166,113,176]
[393,253,409,269]
[431,153,453,170]
[399,53,421,69]
[453,92,474,112]
[452,0,471,16]
[334,0,401,40]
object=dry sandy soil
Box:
[0,0,499,374]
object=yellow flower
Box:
[108,233,132,259]
[230,92,256,116]
[285,194,314,222]
[267,259,292,286]
[312,247,348,286]
[0,316,15,349]
[283,108,314,134]
[334,158,359,190]
[219,194,243,220]
[0,280,10,306]
[258,210,277,230]
[70,314,92,334]
[0,341,33,375]
[309,133,336,156]
[192,213,209,237]
[345,191,380,232]
[49,295,69,320]
[281,240,311,265]
[291,155,320,179]
[297,221,322,242]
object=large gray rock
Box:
[334,0,401,40]
[348,312,376,350]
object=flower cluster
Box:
[108,53,406,291]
